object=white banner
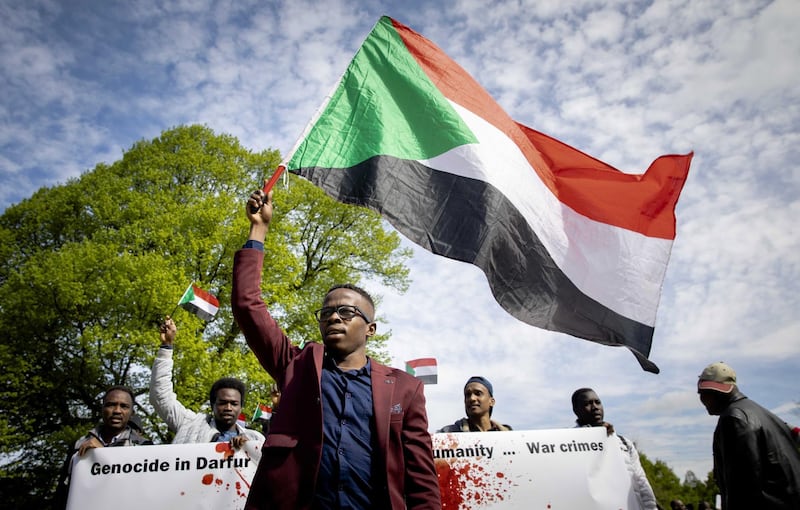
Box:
[67,428,637,509]
[433,427,637,509]
[66,441,260,510]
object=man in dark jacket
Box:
[698,361,800,509]
[55,386,152,508]
[232,187,441,510]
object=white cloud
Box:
[2,0,798,482]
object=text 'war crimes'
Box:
[433,440,604,460]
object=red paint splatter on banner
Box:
[434,434,520,508]
[234,467,252,490]
[437,459,511,508]
[201,474,214,485]
[215,442,234,459]
[236,481,247,498]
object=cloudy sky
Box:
[2,0,798,481]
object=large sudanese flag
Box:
[282,16,692,373]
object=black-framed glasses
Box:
[314,305,372,323]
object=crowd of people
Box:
[57,187,800,510]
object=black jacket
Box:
[713,389,800,510]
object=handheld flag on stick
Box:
[252,404,273,423]
[406,358,438,385]
[282,16,693,373]
[236,413,247,429]
[177,284,220,321]
[263,165,286,194]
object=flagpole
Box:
[249,165,286,213]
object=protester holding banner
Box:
[437,376,512,432]
[149,317,264,451]
[697,361,800,510]
[231,188,441,510]
[54,385,152,508]
[572,387,657,510]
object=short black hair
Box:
[103,385,135,404]
[571,387,595,408]
[326,283,375,311]
[209,378,246,407]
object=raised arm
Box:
[149,317,197,432]
[231,187,298,384]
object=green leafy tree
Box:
[0,124,410,508]
[641,452,684,506]
[640,451,719,509]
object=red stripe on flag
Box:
[406,358,437,368]
[392,18,691,240]
[192,285,220,307]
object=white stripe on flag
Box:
[411,365,437,377]
[421,102,671,326]
[190,296,219,317]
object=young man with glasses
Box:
[231,187,441,510]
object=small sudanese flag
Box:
[252,404,273,422]
[406,358,438,385]
[236,412,247,429]
[178,284,220,321]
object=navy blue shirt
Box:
[214,428,238,442]
[243,239,264,250]
[315,354,377,509]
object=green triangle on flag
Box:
[286,17,477,172]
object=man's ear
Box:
[366,321,377,338]
[490,397,496,407]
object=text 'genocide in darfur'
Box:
[90,455,251,476]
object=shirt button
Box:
[341,419,346,426]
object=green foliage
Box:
[640,451,719,509]
[0,124,410,508]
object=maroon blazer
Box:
[232,248,441,510]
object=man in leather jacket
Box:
[698,361,800,509]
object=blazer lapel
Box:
[371,363,395,453]
[313,343,324,381]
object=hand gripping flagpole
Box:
[249,165,286,214]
